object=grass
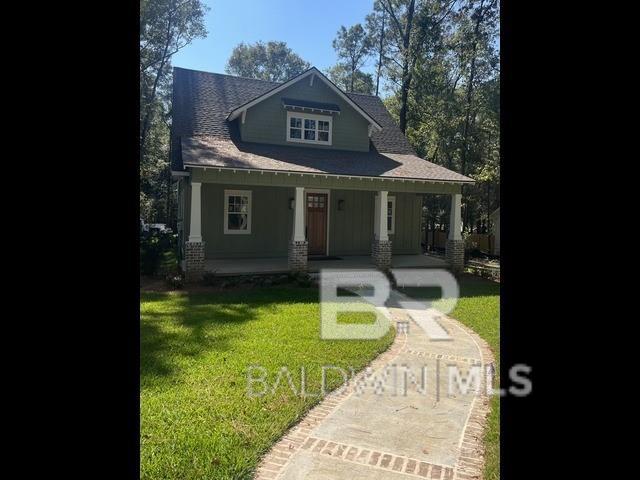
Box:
[399,274,500,480]
[140,286,395,480]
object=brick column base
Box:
[185,241,205,282]
[288,241,308,272]
[372,239,392,271]
[445,239,465,273]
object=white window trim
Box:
[387,196,396,234]
[286,111,333,146]
[223,189,252,235]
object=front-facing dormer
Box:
[226,67,382,152]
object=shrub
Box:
[165,272,184,290]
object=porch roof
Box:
[182,136,474,184]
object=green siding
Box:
[185,183,423,258]
[239,77,370,152]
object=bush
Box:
[141,232,177,276]
[164,272,184,290]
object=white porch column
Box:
[289,186,308,272]
[293,186,305,241]
[188,182,203,242]
[446,192,464,273]
[375,190,389,241]
[448,193,462,240]
[372,190,391,270]
[185,181,205,282]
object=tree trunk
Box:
[398,0,416,134]
[375,11,386,96]
[460,0,486,176]
[140,5,175,163]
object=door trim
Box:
[305,189,330,256]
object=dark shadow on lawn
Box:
[140,288,318,383]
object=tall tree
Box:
[380,0,417,133]
[140,0,208,161]
[366,1,390,96]
[331,24,373,92]
[381,0,458,133]
[225,41,310,82]
[326,64,374,94]
[140,0,208,227]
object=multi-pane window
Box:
[387,196,396,234]
[224,190,252,234]
[287,112,332,145]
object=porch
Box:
[180,167,466,281]
[204,253,448,276]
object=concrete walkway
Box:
[254,291,495,480]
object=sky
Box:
[172,0,378,77]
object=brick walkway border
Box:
[253,311,497,480]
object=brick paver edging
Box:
[253,312,497,480]
[443,316,496,480]
[253,322,408,480]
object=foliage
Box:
[140,0,209,226]
[225,41,311,82]
[164,272,184,289]
[330,24,373,93]
[140,232,177,276]
[326,64,374,94]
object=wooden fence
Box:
[426,230,495,254]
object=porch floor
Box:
[204,254,448,276]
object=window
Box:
[286,111,332,145]
[387,196,396,234]
[224,190,252,234]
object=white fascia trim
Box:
[186,164,475,185]
[226,67,383,131]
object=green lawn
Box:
[140,286,395,480]
[399,274,500,480]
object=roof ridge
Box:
[173,66,281,84]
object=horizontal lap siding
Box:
[240,78,370,152]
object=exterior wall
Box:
[239,77,371,152]
[184,181,422,258]
[329,190,421,255]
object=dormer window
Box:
[286,111,332,145]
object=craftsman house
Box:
[171,66,473,280]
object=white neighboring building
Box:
[490,207,500,256]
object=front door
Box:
[306,193,327,256]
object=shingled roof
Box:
[171,67,473,184]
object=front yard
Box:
[141,274,500,480]
[140,286,394,479]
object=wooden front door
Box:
[306,193,328,256]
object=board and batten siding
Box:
[184,184,422,258]
[239,77,370,152]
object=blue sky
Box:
[172,0,377,77]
